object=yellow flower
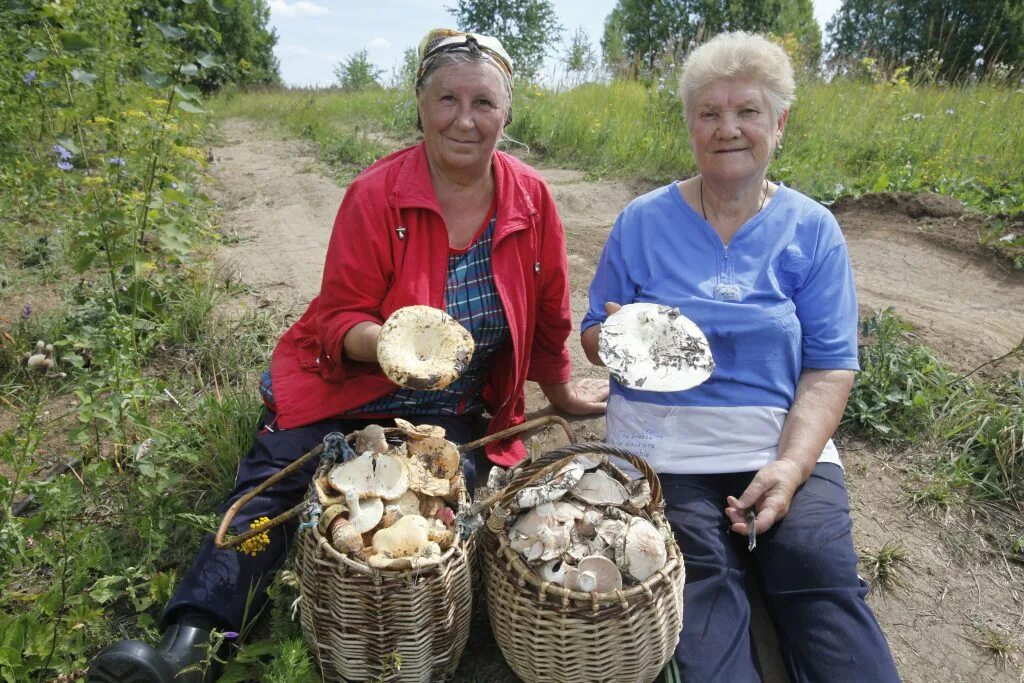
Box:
[149,98,169,107]
[125,109,147,119]
[91,116,114,125]
[173,145,208,165]
[239,516,272,557]
[83,176,106,186]
[129,190,146,201]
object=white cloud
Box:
[268,0,328,18]
[367,38,391,50]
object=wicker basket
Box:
[480,443,685,683]
[292,429,476,682]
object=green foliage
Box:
[826,0,1024,81]
[448,0,564,80]
[334,48,385,91]
[563,26,598,74]
[601,0,820,75]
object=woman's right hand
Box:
[581,302,622,366]
[342,321,383,363]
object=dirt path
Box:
[210,119,1023,681]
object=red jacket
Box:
[269,143,573,466]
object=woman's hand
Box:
[539,378,610,415]
[581,302,622,366]
[724,459,804,535]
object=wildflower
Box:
[223,631,239,640]
[91,116,114,125]
[57,160,73,171]
[23,303,31,319]
[23,70,37,86]
[973,44,984,53]
[53,143,72,160]
[108,157,126,167]
[238,516,271,557]
[83,176,106,186]
[975,57,985,68]
[945,109,955,115]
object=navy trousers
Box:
[162,411,488,631]
[665,463,901,683]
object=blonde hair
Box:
[678,31,795,122]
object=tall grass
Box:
[214,78,1024,215]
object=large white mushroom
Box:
[377,306,474,391]
[616,516,668,582]
[598,302,715,392]
[571,469,629,506]
[368,514,442,570]
[328,452,409,500]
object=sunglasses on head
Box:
[422,33,514,76]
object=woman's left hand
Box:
[539,378,610,415]
[725,459,804,535]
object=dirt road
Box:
[211,119,1023,681]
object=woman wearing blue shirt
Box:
[581,32,900,682]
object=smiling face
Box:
[688,77,787,186]
[417,60,508,179]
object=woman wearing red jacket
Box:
[89,28,606,683]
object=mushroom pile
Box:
[494,455,669,592]
[314,419,463,571]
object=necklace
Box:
[700,177,769,221]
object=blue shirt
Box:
[583,183,859,412]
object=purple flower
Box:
[23,304,32,319]
[23,70,37,86]
[108,157,126,167]
[223,631,239,639]
[57,160,73,171]
[973,44,984,53]
[975,57,985,68]
[53,144,72,160]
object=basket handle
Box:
[214,443,324,550]
[457,414,575,454]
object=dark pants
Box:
[162,411,488,631]
[665,463,901,683]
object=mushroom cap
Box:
[536,558,566,585]
[407,455,453,497]
[328,452,409,500]
[571,469,629,506]
[617,517,668,582]
[370,514,432,558]
[354,424,389,455]
[598,302,714,392]
[511,461,585,510]
[407,436,461,479]
[377,306,474,391]
[343,489,385,534]
[577,555,623,592]
[318,504,347,535]
[393,418,446,440]
[390,489,422,516]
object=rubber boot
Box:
[87,620,221,683]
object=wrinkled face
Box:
[688,77,787,184]
[418,61,507,177]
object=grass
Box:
[861,540,911,595]
[213,77,1024,221]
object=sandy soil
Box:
[210,119,1023,682]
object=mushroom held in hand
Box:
[598,303,714,391]
[377,305,474,391]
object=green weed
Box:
[861,540,910,595]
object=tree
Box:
[130,0,280,90]
[601,0,823,75]
[334,49,384,91]
[390,46,419,90]
[563,27,597,74]
[447,0,564,80]
[826,0,1024,80]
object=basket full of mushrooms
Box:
[292,419,477,682]
[479,442,685,683]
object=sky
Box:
[268,0,844,88]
